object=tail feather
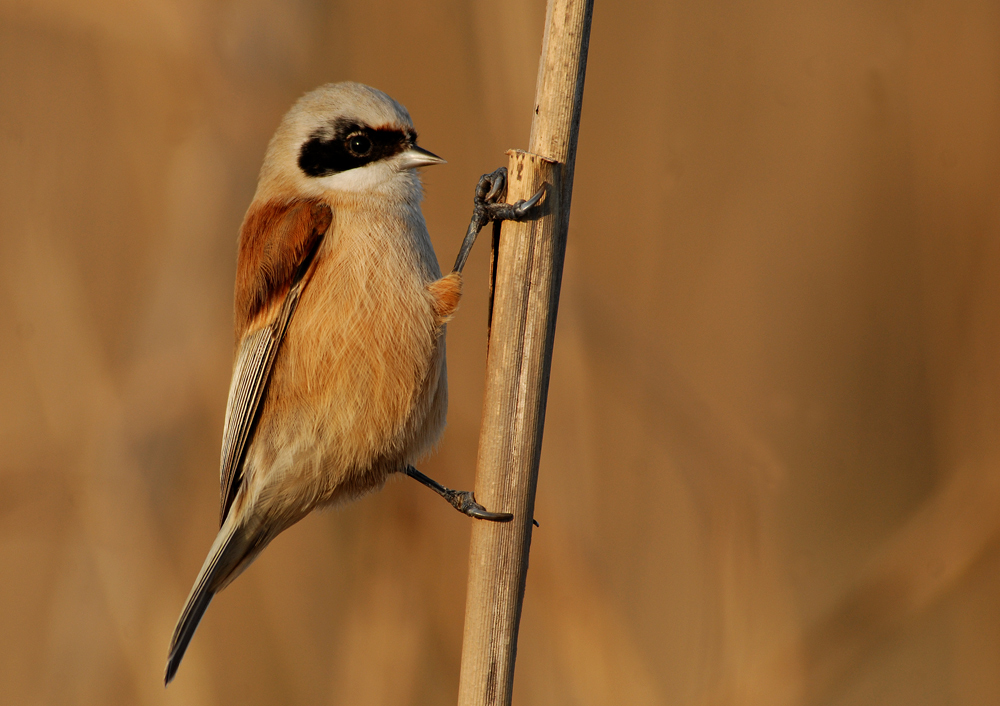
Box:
[164,579,215,684]
[165,518,258,685]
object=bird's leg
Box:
[418,170,542,523]
[405,465,513,522]
[452,167,545,274]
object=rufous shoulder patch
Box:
[234,199,333,336]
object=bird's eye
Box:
[346,133,372,156]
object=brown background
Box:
[2,1,999,704]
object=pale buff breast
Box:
[242,200,448,515]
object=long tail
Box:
[165,516,261,685]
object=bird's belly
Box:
[244,260,446,515]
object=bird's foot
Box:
[452,167,545,274]
[405,465,513,522]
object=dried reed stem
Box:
[456,1,593,704]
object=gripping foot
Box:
[405,465,513,522]
[452,167,545,274]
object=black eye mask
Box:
[298,119,415,177]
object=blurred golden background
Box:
[2,0,999,704]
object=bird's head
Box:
[256,82,444,202]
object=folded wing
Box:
[219,199,334,525]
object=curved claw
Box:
[512,185,545,218]
[467,506,515,523]
[484,168,507,203]
[475,173,492,201]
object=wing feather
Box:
[218,199,333,525]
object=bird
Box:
[163,82,535,685]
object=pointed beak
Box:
[398,145,446,169]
